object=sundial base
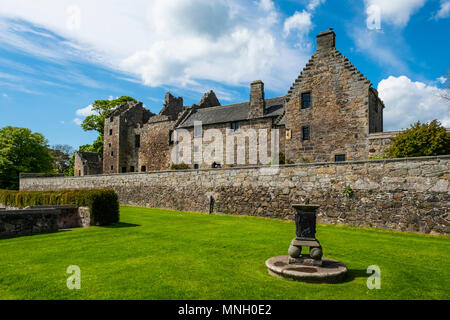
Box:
[266,256,347,283]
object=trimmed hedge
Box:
[0,189,119,226]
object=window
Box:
[111,165,114,171]
[194,164,199,170]
[135,135,140,148]
[109,129,113,135]
[122,167,127,173]
[130,166,135,173]
[302,126,310,141]
[110,117,114,122]
[169,130,174,145]
[286,129,292,140]
[111,151,114,156]
[335,154,346,162]
[141,166,146,172]
[231,122,239,132]
[301,92,312,109]
[78,170,81,176]
[109,143,112,148]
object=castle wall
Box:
[20,156,450,235]
[137,118,175,171]
[285,30,373,163]
[175,118,286,169]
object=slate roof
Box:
[178,96,286,128]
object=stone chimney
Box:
[316,29,335,51]
[249,80,265,119]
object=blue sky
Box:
[0,0,449,150]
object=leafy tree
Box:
[81,96,137,154]
[385,120,450,158]
[0,127,54,189]
[48,144,74,175]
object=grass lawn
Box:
[0,206,449,300]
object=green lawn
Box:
[0,206,449,300]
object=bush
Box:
[0,189,119,226]
[170,163,190,170]
[385,120,450,158]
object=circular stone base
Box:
[266,256,347,283]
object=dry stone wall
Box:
[20,156,450,234]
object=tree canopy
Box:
[385,120,450,158]
[0,126,55,190]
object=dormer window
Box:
[301,92,312,109]
[231,122,239,132]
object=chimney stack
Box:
[316,29,336,51]
[249,80,265,119]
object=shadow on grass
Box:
[0,229,72,241]
[102,222,141,229]
[342,269,369,283]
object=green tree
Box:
[81,96,137,154]
[48,144,74,175]
[385,120,450,158]
[0,127,55,189]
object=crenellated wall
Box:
[20,156,450,234]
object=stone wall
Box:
[20,156,450,234]
[0,208,59,238]
[284,29,383,163]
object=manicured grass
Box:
[0,206,449,300]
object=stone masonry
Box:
[21,156,450,235]
[76,29,389,175]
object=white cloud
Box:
[257,0,275,12]
[73,118,83,126]
[364,0,427,27]
[0,0,312,93]
[75,104,95,117]
[2,93,8,98]
[350,28,409,74]
[307,0,326,11]
[437,76,447,84]
[284,11,312,37]
[434,0,450,19]
[378,75,450,130]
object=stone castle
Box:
[75,29,390,176]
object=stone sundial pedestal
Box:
[266,204,348,283]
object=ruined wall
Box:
[74,152,102,176]
[137,118,175,171]
[0,208,59,238]
[368,131,399,158]
[369,88,384,134]
[285,30,375,163]
[20,156,450,235]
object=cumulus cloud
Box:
[364,0,427,27]
[434,0,450,19]
[0,0,312,93]
[283,0,325,46]
[73,118,83,126]
[378,75,450,131]
[307,0,326,11]
[284,11,312,37]
[75,104,95,117]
